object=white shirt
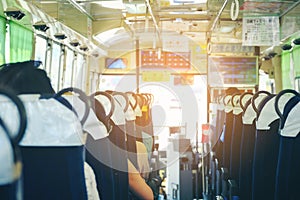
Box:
[84,162,100,200]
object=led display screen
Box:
[208,56,258,87]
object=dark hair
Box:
[225,87,240,95]
[0,60,55,95]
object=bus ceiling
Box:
[1,0,300,57]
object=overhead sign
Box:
[174,75,194,85]
[142,71,171,82]
[242,16,280,46]
[208,56,258,87]
[141,50,190,69]
[210,43,255,54]
[163,36,189,52]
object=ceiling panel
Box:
[240,0,299,15]
[24,0,300,48]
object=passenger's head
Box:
[225,87,240,95]
[0,60,55,95]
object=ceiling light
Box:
[220,26,235,33]
[33,21,49,32]
[70,39,80,47]
[54,33,67,40]
[4,7,25,20]
[80,44,89,52]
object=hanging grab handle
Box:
[0,88,27,144]
[55,87,90,125]
[274,89,299,124]
[251,91,270,115]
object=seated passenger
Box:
[84,162,100,200]
[128,160,154,200]
[136,141,150,180]
[0,61,99,200]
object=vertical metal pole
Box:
[57,44,64,91]
[202,135,205,197]
[290,50,295,89]
[71,51,77,87]
[136,38,140,93]
[206,35,210,124]
[195,122,199,199]
[48,40,53,78]
[82,55,88,91]
[45,39,53,75]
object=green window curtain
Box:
[292,45,300,78]
[281,50,292,89]
[9,21,33,63]
[0,16,6,66]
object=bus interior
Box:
[0,0,300,199]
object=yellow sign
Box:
[142,71,170,82]
[160,0,170,7]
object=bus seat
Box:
[229,94,243,182]
[274,89,300,200]
[212,95,225,164]
[222,94,234,169]
[84,162,100,200]
[132,93,143,142]
[251,91,283,200]
[135,93,154,153]
[0,62,88,200]
[228,92,252,200]
[60,91,113,200]
[126,92,139,169]
[238,91,268,200]
[112,91,139,169]
[86,91,116,200]
[238,94,257,200]
[230,92,252,189]
[61,93,108,141]
[88,92,129,200]
[19,94,87,200]
[0,88,27,200]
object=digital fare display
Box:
[208,56,258,86]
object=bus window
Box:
[89,72,93,94]
[99,75,137,92]
[9,21,33,63]
[139,75,207,148]
[89,72,99,94]
[259,69,275,93]
[73,53,87,91]
[99,74,207,148]
[50,42,61,92]
[295,77,300,93]
[34,36,47,69]
[0,16,6,65]
[63,48,74,88]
